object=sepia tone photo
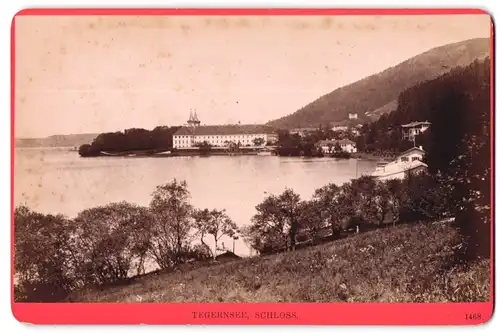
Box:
[13,13,492,304]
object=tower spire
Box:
[187,109,200,127]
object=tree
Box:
[192,209,214,258]
[197,141,212,155]
[383,178,406,225]
[297,200,326,244]
[312,183,343,235]
[149,180,194,268]
[193,208,238,259]
[276,189,302,250]
[14,206,77,302]
[244,188,302,253]
[334,142,342,153]
[78,144,94,157]
[73,202,153,285]
[244,196,288,254]
[343,176,389,227]
[399,173,450,222]
[253,137,265,147]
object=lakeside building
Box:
[331,125,349,132]
[317,139,357,154]
[348,113,358,120]
[173,111,278,149]
[370,146,428,181]
[289,127,319,137]
[401,121,431,142]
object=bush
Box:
[14,206,78,302]
[331,151,351,159]
[399,173,450,222]
[455,205,491,262]
[73,202,154,285]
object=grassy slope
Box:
[266,38,490,129]
[68,221,490,303]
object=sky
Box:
[14,14,491,138]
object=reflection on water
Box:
[14,147,377,256]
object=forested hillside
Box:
[359,57,491,260]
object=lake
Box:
[14,147,377,257]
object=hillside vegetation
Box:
[78,126,181,157]
[67,221,489,303]
[267,38,490,129]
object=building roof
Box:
[399,146,425,157]
[173,124,276,136]
[317,139,356,146]
[371,159,428,178]
[401,121,431,128]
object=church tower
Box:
[187,109,201,127]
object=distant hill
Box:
[15,133,99,148]
[266,38,490,129]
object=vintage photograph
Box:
[13,13,492,304]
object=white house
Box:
[401,121,431,142]
[172,112,278,149]
[348,113,358,120]
[289,127,319,137]
[370,146,428,181]
[331,125,349,132]
[317,139,357,154]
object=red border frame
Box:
[10,8,495,325]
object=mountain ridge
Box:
[266,37,490,129]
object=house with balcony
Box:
[401,121,431,142]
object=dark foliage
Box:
[275,127,346,157]
[14,206,78,302]
[393,58,491,260]
[78,126,181,157]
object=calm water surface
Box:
[14,147,377,257]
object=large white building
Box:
[370,146,428,181]
[173,112,278,149]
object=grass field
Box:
[68,221,490,303]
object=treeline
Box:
[14,180,238,302]
[246,57,491,260]
[14,173,452,303]
[356,58,490,156]
[78,126,181,157]
[242,173,451,255]
[275,127,356,157]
